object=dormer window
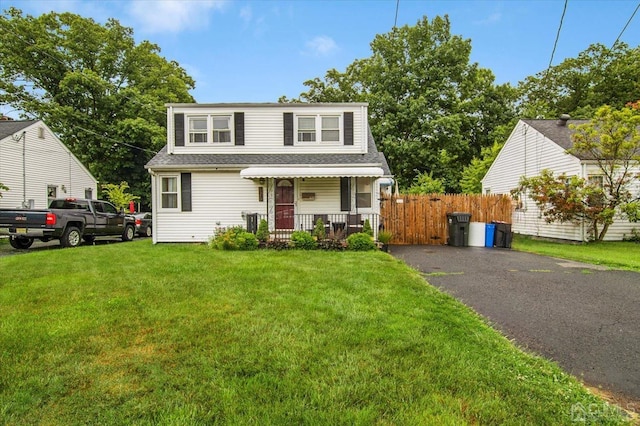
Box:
[296,114,341,144]
[321,116,340,141]
[188,117,208,143]
[212,115,232,143]
[297,117,316,142]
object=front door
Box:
[275,179,294,229]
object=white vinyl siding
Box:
[0,122,97,210]
[482,120,640,241]
[154,171,264,243]
[169,105,368,154]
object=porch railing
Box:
[247,213,382,241]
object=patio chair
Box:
[347,214,363,235]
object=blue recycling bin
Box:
[485,223,496,247]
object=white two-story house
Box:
[145,103,392,243]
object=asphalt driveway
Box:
[390,245,640,409]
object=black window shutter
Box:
[340,177,350,212]
[283,113,294,146]
[234,112,244,146]
[343,112,354,145]
[174,113,185,147]
[181,173,192,212]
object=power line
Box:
[611,1,640,48]
[394,0,400,29]
[547,0,568,72]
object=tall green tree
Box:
[517,43,640,119]
[283,16,517,191]
[0,8,195,207]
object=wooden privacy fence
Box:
[380,194,514,245]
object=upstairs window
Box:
[297,117,316,142]
[295,114,342,144]
[321,116,340,141]
[189,117,208,143]
[212,115,232,143]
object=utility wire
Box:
[394,0,400,29]
[611,1,640,48]
[547,0,568,72]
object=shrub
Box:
[210,226,259,250]
[291,230,317,250]
[256,219,269,242]
[312,218,326,240]
[377,230,393,245]
[346,232,377,251]
[362,219,373,236]
[317,238,346,251]
[264,240,290,250]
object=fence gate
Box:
[380,194,513,245]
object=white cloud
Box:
[304,35,338,57]
[128,0,227,34]
[240,5,253,24]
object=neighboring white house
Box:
[145,103,392,243]
[482,116,640,241]
[0,119,98,209]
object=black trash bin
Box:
[447,212,471,247]
[492,221,512,248]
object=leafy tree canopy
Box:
[0,8,195,207]
[517,43,640,119]
[406,171,445,195]
[282,15,517,192]
[102,181,139,211]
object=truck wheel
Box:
[61,226,82,248]
[9,236,34,249]
[122,224,135,242]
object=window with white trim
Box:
[297,116,316,142]
[161,176,178,209]
[356,177,372,208]
[212,115,232,143]
[296,114,342,143]
[188,117,208,143]
[321,116,340,141]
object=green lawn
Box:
[512,234,640,271]
[0,240,629,424]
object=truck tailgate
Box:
[0,210,50,227]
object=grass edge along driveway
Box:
[0,240,630,425]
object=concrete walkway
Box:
[390,245,640,411]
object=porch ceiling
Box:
[240,167,384,179]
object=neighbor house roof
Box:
[522,118,591,159]
[146,127,392,175]
[0,120,36,140]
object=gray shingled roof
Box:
[0,120,36,140]
[522,119,590,159]
[146,126,392,175]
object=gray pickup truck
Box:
[0,198,136,249]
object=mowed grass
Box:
[513,234,640,271]
[0,240,628,425]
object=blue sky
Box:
[2,0,640,110]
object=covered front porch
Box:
[240,165,390,240]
